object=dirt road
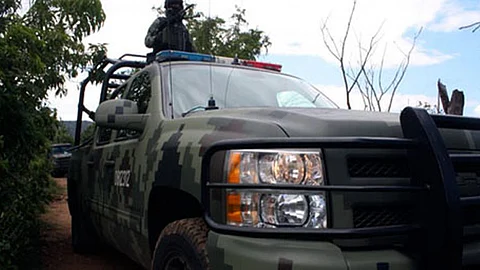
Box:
[41,178,144,270]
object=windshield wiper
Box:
[181,105,206,117]
[181,97,220,117]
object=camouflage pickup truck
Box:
[68,50,480,270]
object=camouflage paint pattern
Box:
[68,61,480,269]
[207,231,416,270]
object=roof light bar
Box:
[155,50,282,72]
[242,60,282,72]
[156,50,215,62]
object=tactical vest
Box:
[159,22,189,51]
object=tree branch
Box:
[387,27,422,112]
[350,22,383,110]
[320,16,341,61]
[339,0,357,109]
[378,44,387,94]
[459,21,480,33]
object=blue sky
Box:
[260,25,480,115]
[47,0,480,119]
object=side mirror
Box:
[95,99,149,131]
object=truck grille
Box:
[56,157,71,167]
[348,157,480,193]
[349,155,480,229]
[353,206,414,228]
[348,157,410,178]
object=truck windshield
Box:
[51,145,71,155]
[165,63,338,117]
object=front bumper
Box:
[207,231,414,270]
[207,232,480,270]
[52,157,71,175]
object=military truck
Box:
[68,50,480,270]
[50,143,72,177]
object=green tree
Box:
[0,0,105,268]
[80,123,96,144]
[184,6,271,60]
[53,121,74,144]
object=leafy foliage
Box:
[184,6,271,60]
[80,123,96,144]
[0,0,105,268]
[416,101,440,114]
[53,119,74,144]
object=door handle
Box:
[105,159,115,166]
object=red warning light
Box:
[242,60,282,72]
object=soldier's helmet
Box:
[165,0,183,10]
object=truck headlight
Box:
[224,150,327,229]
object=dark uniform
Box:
[145,0,195,57]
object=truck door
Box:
[86,84,129,231]
[99,71,153,262]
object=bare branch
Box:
[378,44,387,94]
[382,57,406,93]
[346,63,371,110]
[341,0,357,60]
[475,24,480,33]
[353,21,384,111]
[320,14,354,109]
[459,21,480,32]
[387,27,422,112]
[346,22,380,95]
[360,64,381,111]
[320,17,341,61]
[319,0,417,112]
[355,77,370,110]
[338,0,358,109]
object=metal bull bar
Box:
[74,54,147,146]
[201,107,480,269]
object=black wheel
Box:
[151,218,210,270]
[71,213,99,254]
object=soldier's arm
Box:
[186,33,196,52]
[145,17,168,48]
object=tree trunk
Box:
[437,79,465,115]
[448,90,465,115]
[437,79,449,113]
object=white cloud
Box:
[49,0,479,120]
[81,0,160,58]
[46,77,102,121]
[220,0,456,68]
[474,105,480,115]
[429,1,480,32]
[82,0,469,66]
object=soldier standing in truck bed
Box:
[145,0,196,60]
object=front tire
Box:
[151,218,210,270]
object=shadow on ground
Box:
[40,178,143,270]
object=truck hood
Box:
[192,107,480,150]
[52,153,72,159]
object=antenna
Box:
[167,18,174,118]
[205,0,218,111]
[207,9,213,97]
[168,58,175,118]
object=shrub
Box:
[0,97,56,269]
